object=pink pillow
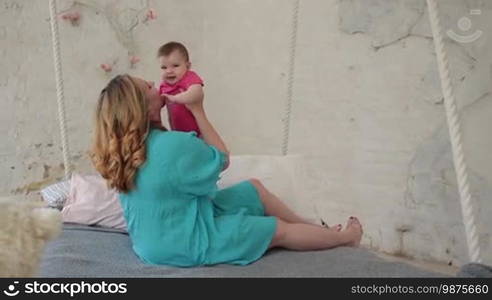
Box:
[62,173,127,231]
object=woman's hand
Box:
[185,93,230,169]
[184,93,205,116]
[159,94,168,106]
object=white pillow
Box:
[61,173,127,231]
[40,180,71,210]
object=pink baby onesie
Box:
[160,70,203,135]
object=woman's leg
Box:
[268,216,363,250]
[250,178,340,230]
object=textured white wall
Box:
[289,0,492,266]
[1,0,490,266]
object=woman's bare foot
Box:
[343,216,363,247]
[330,224,342,232]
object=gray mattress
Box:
[38,224,472,277]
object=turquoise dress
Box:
[119,129,277,267]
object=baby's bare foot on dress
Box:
[344,216,363,247]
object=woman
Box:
[91,74,362,267]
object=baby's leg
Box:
[268,217,362,250]
[249,178,341,230]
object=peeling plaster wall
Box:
[1,0,491,265]
[291,0,492,266]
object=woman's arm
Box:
[186,97,230,170]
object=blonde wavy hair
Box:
[91,74,153,193]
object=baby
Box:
[158,42,204,135]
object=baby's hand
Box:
[164,86,203,105]
[162,93,179,103]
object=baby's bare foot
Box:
[344,216,363,247]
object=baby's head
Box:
[157,41,191,85]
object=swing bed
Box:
[39,0,490,277]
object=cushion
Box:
[40,180,70,210]
[60,155,312,232]
[61,173,126,231]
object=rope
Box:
[426,0,481,263]
[282,0,299,155]
[49,0,72,180]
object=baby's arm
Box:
[164,84,204,104]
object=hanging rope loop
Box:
[48,0,72,180]
[426,0,481,263]
[282,0,300,155]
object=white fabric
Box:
[40,180,70,210]
[61,173,126,231]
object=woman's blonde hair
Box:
[91,74,150,193]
